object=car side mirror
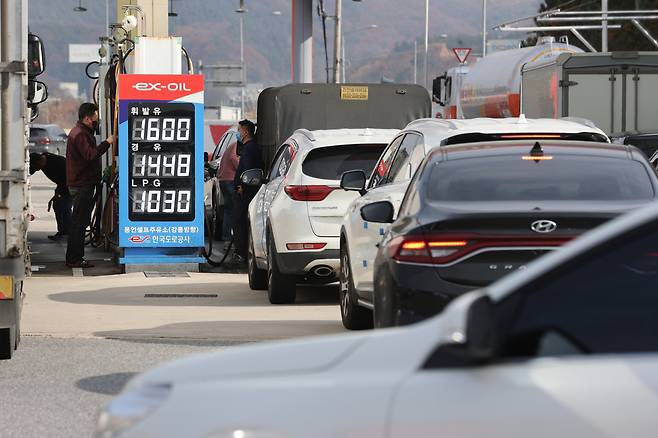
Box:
[437,291,498,363]
[240,168,265,186]
[28,33,46,77]
[28,80,48,106]
[340,170,367,195]
[204,152,209,163]
[360,200,394,223]
[432,73,447,105]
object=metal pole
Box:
[631,19,658,49]
[570,28,598,52]
[538,15,658,22]
[342,36,346,82]
[333,0,342,83]
[414,39,417,84]
[424,0,429,88]
[499,25,621,32]
[240,14,245,117]
[105,0,110,38]
[482,0,487,56]
[602,0,608,52]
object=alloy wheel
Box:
[340,251,351,318]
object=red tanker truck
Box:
[434,38,658,135]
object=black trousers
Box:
[66,185,95,264]
[232,186,258,258]
[53,188,72,235]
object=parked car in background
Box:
[245,128,398,304]
[338,117,609,329]
[611,130,658,168]
[96,201,658,438]
[204,127,237,238]
[367,140,658,327]
[28,123,67,156]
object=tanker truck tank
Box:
[460,40,582,119]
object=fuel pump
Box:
[86,3,206,271]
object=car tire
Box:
[248,230,267,290]
[0,326,14,360]
[267,232,296,304]
[340,243,373,330]
[373,265,396,328]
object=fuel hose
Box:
[201,216,233,267]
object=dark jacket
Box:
[42,152,68,196]
[66,121,110,187]
[234,139,264,188]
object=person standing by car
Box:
[217,139,239,245]
[233,119,263,264]
[65,103,115,268]
[29,152,71,241]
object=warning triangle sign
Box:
[452,47,472,64]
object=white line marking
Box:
[72,268,84,277]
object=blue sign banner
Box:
[118,74,205,257]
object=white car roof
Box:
[290,128,399,151]
[404,117,608,145]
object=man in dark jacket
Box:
[65,103,115,268]
[232,119,263,264]
[29,152,71,241]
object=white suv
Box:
[339,117,609,329]
[245,128,398,304]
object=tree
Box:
[529,0,658,51]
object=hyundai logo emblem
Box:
[531,220,558,233]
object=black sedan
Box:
[365,140,658,327]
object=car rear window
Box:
[302,144,386,180]
[47,126,66,136]
[29,128,47,140]
[623,136,658,160]
[427,155,655,202]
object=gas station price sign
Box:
[128,102,195,222]
[118,74,204,249]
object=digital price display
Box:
[127,102,195,222]
[118,74,204,255]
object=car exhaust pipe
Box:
[313,266,334,278]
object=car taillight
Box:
[499,134,562,139]
[286,243,327,250]
[38,137,51,145]
[389,236,468,264]
[388,234,572,265]
[284,185,335,201]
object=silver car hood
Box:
[131,333,369,387]
[130,314,448,389]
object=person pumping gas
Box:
[232,119,263,265]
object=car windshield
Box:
[302,144,386,180]
[427,155,655,202]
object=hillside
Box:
[28,0,544,99]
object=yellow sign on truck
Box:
[340,86,369,101]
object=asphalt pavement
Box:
[0,170,346,437]
[0,337,232,438]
